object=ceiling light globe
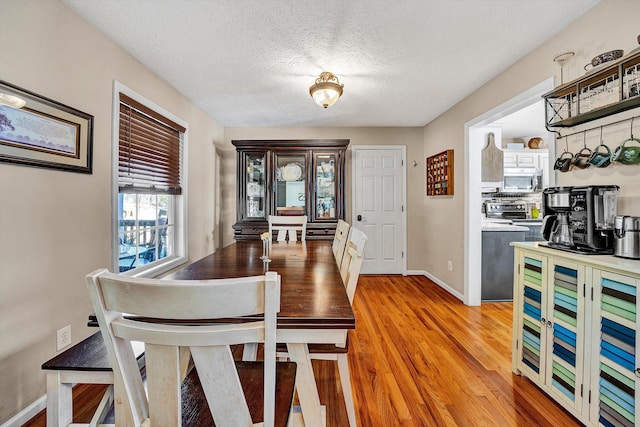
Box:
[309,72,344,108]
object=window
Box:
[114,83,187,275]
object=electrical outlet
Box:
[56,325,71,351]
[447,260,453,271]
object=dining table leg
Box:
[287,342,325,427]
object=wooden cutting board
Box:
[481,132,503,181]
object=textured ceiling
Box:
[63,0,599,128]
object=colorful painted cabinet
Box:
[513,252,586,415]
[590,269,639,427]
[512,242,640,426]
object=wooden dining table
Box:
[164,239,354,427]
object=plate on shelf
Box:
[281,162,302,181]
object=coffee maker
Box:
[541,187,573,248]
[542,185,619,254]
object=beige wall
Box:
[422,0,640,295]
[3,0,640,422]
[222,127,425,266]
[0,1,223,422]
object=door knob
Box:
[357,215,362,221]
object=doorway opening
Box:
[464,78,556,306]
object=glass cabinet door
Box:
[274,153,306,216]
[314,153,337,220]
[245,153,266,219]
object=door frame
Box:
[351,145,407,275]
[464,78,555,306]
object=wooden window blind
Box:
[118,93,185,195]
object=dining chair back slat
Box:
[86,269,294,427]
[332,219,350,268]
[340,227,367,304]
[268,215,307,241]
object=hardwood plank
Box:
[26,274,582,427]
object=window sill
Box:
[118,255,187,279]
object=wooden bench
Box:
[41,331,144,427]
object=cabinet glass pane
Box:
[275,154,306,215]
[246,154,265,219]
[315,154,336,220]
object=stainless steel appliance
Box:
[485,200,528,220]
[614,216,640,259]
[485,199,544,241]
[502,168,542,193]
[541,185,619,254]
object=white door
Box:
[352,147,406,274]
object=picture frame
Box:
[0,80,93,174]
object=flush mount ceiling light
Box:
[0,92,26,109]
[309,71,344,108]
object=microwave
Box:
[503,168,542,193]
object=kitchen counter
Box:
[482,218,530,232]
[511,241,640,272]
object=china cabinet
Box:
[232,139,348,241]
[512,242,640,426]
[544,49,640,128]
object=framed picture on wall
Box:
[0,80,93,174]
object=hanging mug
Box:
[571,147,592,169]
[611,137,640,165]
[588,144,612,168]
[554,151,574,172]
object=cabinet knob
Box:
[540,318,546,325]
[635,368,640,378]
[546,321,553,328]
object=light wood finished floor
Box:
[25,274,581,426]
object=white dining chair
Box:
[339,227,367,304]
[278,227,367,427]
[332,219,350,268]
[85,269,297,427]
[269,215,307,241]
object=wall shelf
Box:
[426,149,454,196]
[544,50,640,129]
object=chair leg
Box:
[46,371,72,427]
[337,354,357,427]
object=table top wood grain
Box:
[165,240,354,330]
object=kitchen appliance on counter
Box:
[541,185,619,254]
[614,216,640,259]
[502,168,542,193]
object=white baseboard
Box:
[1,395,46,427]
[406,270,465,302]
